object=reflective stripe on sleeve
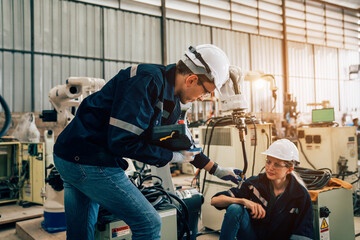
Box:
[130,65,138,78]
[228,189,235,198]
[109,117,144,136]
[248,185,268,207]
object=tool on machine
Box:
[151,124,193,151]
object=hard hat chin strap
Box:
[188,46,212,74]
[182,57,213,82]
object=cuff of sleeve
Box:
[190,152,210,169]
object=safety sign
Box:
[320,217,329,240]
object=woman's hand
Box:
[242,199,266,219]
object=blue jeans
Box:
[220,204,258,240]
[54,154,161,240]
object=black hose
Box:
[201,117,232,194]
[250,118,257,176]
[297,138,316,169]
[241,140,248,175]
[294,166,332,190]
[0,95,11,138]
[168,192,191,240]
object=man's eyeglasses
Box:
[265,159,289,169]
[198,79,212,97]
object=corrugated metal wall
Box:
[250,35,283,113]
[1,0,359,117]
[1,0,31,112]
[166,20,211,64]
[288,42,315,113]
[288,41,360,118]
[314,46,339,111]
[339,49,360,112]
[0,0,163,112]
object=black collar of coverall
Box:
[255,173,306,200]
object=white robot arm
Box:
[220,65,248,112]
[42,77,105,126]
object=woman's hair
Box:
[286,160,307,189]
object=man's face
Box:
[179,75,216,104]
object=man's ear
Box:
[185,74,198,86]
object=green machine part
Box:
[312,188,355,240]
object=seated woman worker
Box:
[211,139,314,240]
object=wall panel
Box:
[250,35,283,113]
[166,20,211,64]
[104,9,162,64]
[288,41,315,113]
[33,54,103,111]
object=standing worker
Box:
[211,139,314,240]
[54,44,241,240]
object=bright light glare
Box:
[254,79,268,89]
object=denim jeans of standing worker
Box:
[219,203,258,240]
[54,154,161,240]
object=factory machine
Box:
[0,141,45,205]
[296,108,357,239]
[297,126,358,181]
[312,188,355,240]
[297,108,358,184]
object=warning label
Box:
[321,218,328,230]
[320,217,329,240]
[112,225,131,238]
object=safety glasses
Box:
[198,79,212,97]
[265,159,289,169]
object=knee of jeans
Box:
[147,212,161,237]
[226,204,246,219]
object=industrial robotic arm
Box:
[40,77,105,126]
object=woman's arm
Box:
[211,194,246,208]
[211,194,266,219]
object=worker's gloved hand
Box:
[171,149,202,163]
[214,166,243,184]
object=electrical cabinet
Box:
[198,124,272,230]
[312,188,355,240]
[297,126,358,184]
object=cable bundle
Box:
[294,166,332,190]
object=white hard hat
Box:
[262,139,300,163]
[182,44,230,93]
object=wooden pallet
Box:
[0,203,43,225]
[16,217,65,240]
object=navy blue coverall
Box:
[54,63,210,169]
